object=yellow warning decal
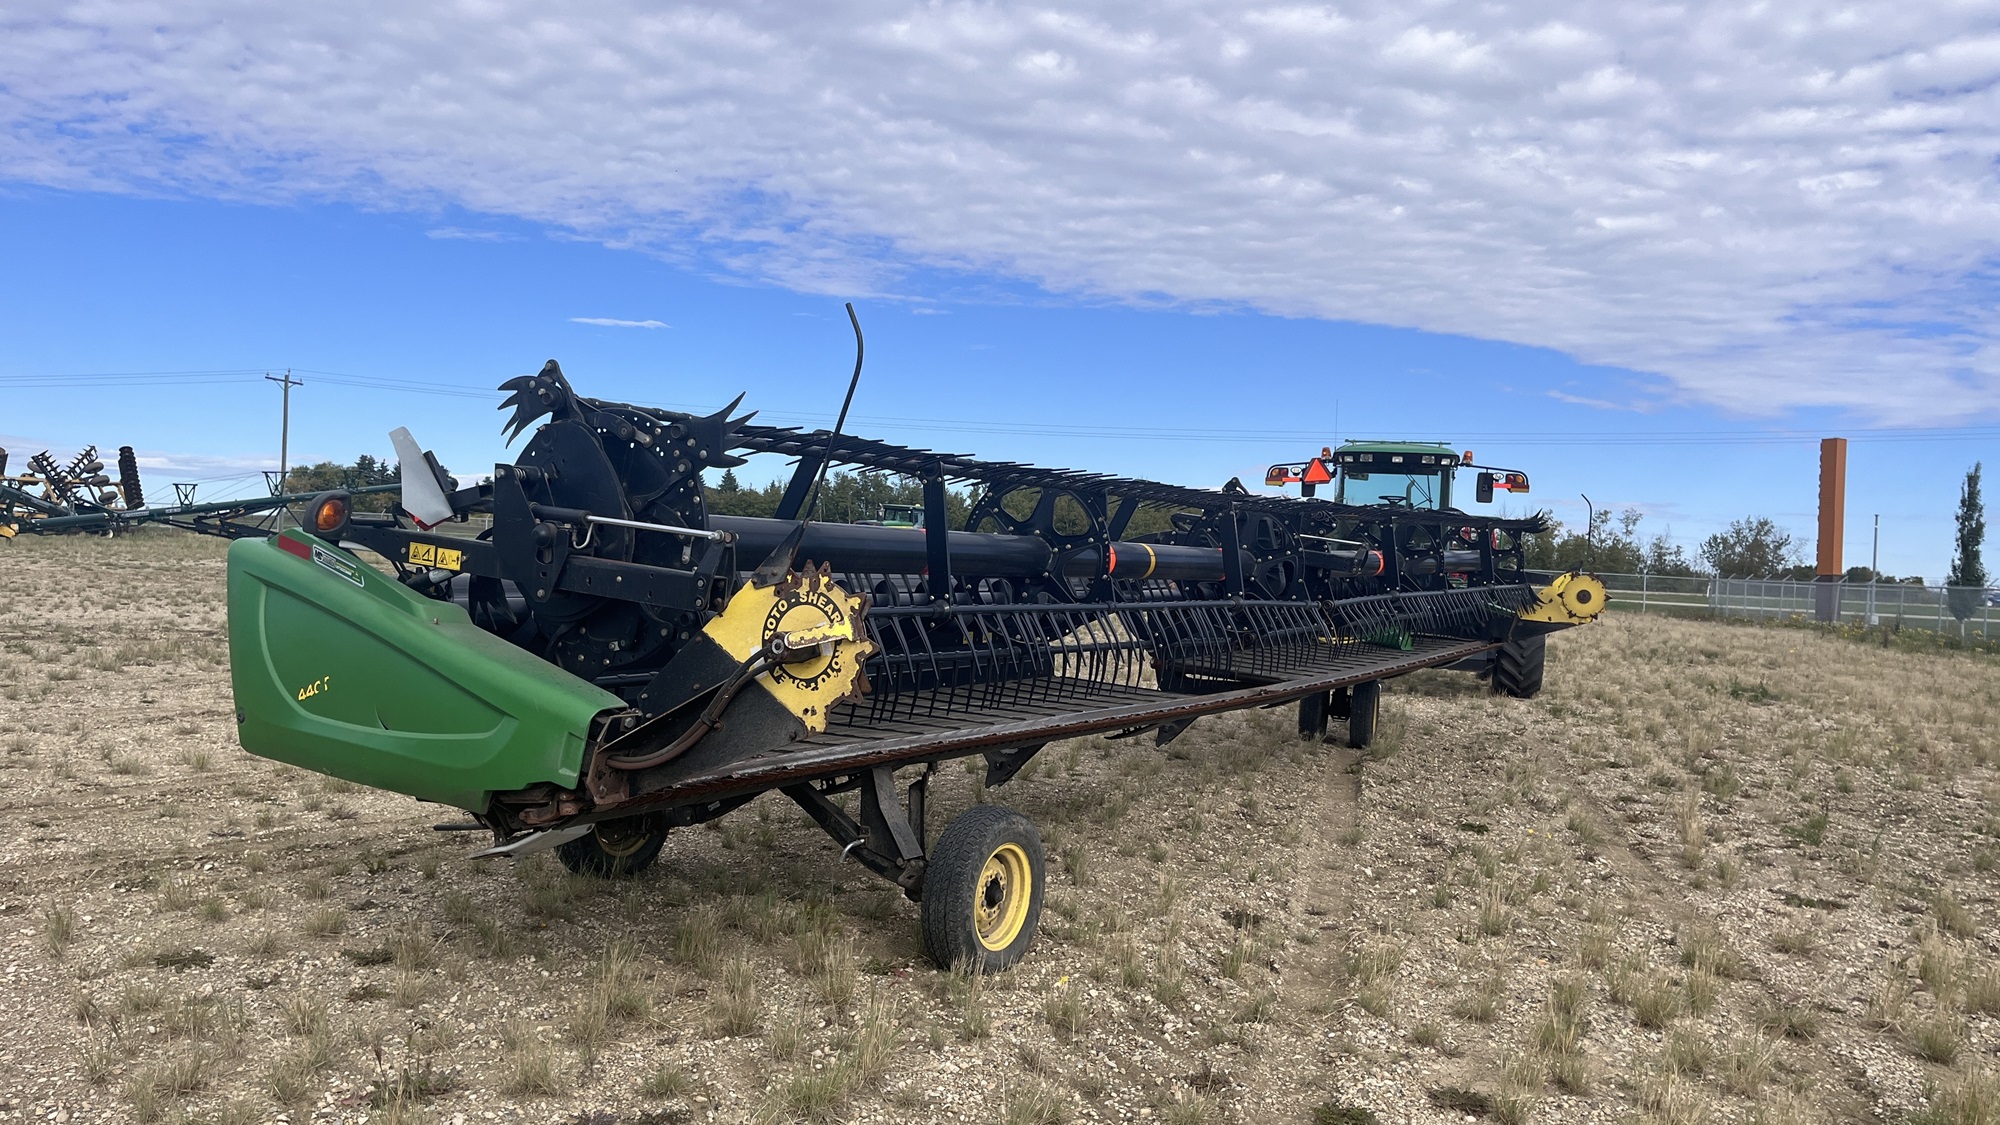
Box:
[407,542,464,571]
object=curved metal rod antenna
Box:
[803,302,865,524]
[1581,493,1594,570]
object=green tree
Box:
[1946,462,1986,621]
[1642,532,1697,577]
[283,455,402,512]
[1114,504,1186,538]
[706,474,785,518]
[702,470,977,526]
[1521,508,1695,575]
[1700,517,1800,579]
[699,470,1188,538]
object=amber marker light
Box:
[313,493,351,534]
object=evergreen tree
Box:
[1946,462,1986,621]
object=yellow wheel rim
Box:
[973,843,1033,951]
[595,820,652,858]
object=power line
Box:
[6,367,2000,446]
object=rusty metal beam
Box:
[582,635,1494,820]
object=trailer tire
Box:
[1298,691,1328,741]
[1347,680,1380,750]
[920,805,1045,973]
[556,814,667,878]
[1492,633,1546,699]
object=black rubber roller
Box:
[117,446,144,510]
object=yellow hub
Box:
[974,843,1034,951]
[767,599,840,683]
[593,820,653,858]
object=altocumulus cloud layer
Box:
[5,2,2000,420]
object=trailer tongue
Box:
[227,359,1603,971]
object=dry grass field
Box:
[1,530,1996,1125]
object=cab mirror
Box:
[1476,472,1495,503]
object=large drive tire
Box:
[556,814,667,878]
[1347,680,1380,750]
[920,805,1046,972]
[1492,633,1547,699]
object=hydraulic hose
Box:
[601,651,774,771]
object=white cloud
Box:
[0,436,260,479]
[0,433,350,503]
[130,451,279,481]
[426,227,517,241]
[0,434,54,465]
[5,2,2000,421]
[1545,390,1655,413]
[569,317,670,329]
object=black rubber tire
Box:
[1347,679,1381,750]
[1297,691,1328,741]
[920,805,1046,973]
[117,446,144,510]
[1492,633,1547,699]
[556,814,667,878]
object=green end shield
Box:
[227,530,624,812]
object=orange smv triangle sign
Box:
[1302,458,1334,485]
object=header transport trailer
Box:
[227,360,1604,971]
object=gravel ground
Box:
[0,531,1995,1125]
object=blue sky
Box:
[4,2,1999,579]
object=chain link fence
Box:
[1587,571,1999,638]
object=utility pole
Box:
[265,371,303,485]
[1581,494,1594,572]
[265,371,303,526]
[1868,514,1880,626]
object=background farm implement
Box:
[0,444,398,538]
[0,443,148,536]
